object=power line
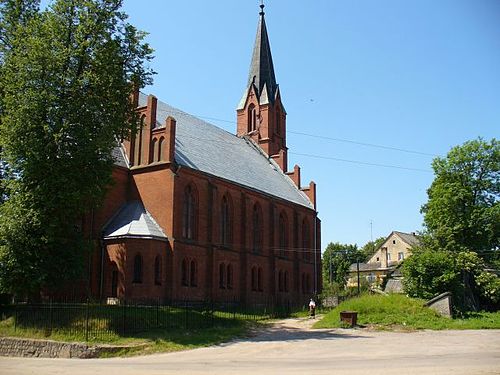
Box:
[289,152,432,173]
[164,133,433,173]
[288,130,438,157]
[154,107,439,157]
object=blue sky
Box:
[121,0,500,250]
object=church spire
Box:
[236,2,288,172]
[247,2,277,104]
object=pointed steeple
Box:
[247,3,277,104]
[236,2,288,172]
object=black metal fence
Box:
[0,299,300,341]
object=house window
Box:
[279,212,288,257]
[133,254,143,283]
[387,253,391,261]
[227,264,233,289]
[252,204,263,252]
[183,185,196,239]
[181,258,189,286]
[154,256,161,285]
[220,195,232,246]
[219,263,226,289]
[398,252,404,261]
[393,240,396,244]
[284,271,289,292]
[190,260,197,287]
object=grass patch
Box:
[314,294,500,331]
[0,305,260,357]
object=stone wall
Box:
[0,337,135,358]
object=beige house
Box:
[348,231,419,288]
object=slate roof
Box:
[247,6,277,102]
[394,231,420,247]
[111,145,128,168]
[137,93,313,209]
[103,201,167,241]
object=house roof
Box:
[393,231,420,247]
[103,201,167,242]
[349,261,399,272]
[137,93,313,209]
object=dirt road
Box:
[2,318,500,375]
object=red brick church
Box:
[88,4,321,305]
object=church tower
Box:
[237,3,287,172]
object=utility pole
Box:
[356,255,360,296]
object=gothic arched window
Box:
[252,203,263,252]
[227,264,233,289]
[248,104,257,132]
[190,260,197,287]
[183,185,196,239]
[181,258,189,286]
[220,195,232,246]
[219,263,226,289]
[279,212,288,257]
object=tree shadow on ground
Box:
[222,319,369,345]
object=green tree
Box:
[422,138,499,254]
[0,0,154,297]
[404,139,500,310]
[322,242,359,288]
[359,236,386,261]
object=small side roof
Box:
[103,201,167,242]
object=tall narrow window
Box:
[111,262,118,298]
[284,271,289,292]
[301,273,306,294]
[248,104,257,132]
[154,256,161,285]
[221,195,231,246]
[181,259,188,286]
[219,263,226,289]
[227,264,233,289]
[279,212,288,257]
[134,115,145,166]
[158,137,165,161]
[152,138,158,164]
[275,107,281,135]
[257,268,263,292]
[190,260,197,287]
[252,204,263,252]
[183,185,196,239]
[133,254,143,283]
[302,219,310,261]
[251,267,257,291]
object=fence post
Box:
[13,303,17,332]
[156,299,159,328]
[122,301,126,335]
[211,299,214,328]
[85,299,90,342]
[49,299,53,336]
[232,297,236,321]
